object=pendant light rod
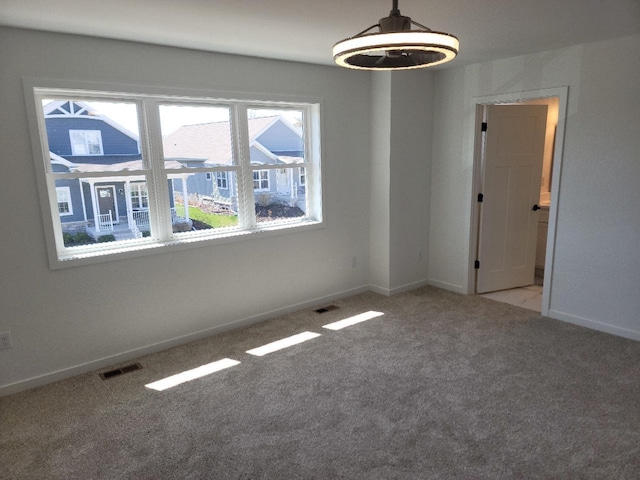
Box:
[353,1,425,37]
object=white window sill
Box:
[52,219,323,269]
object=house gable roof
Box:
[43,100,140,142]
[67,159,186,173]
[49,152,76,169]
[162,116,303,166]
[252,116,303,155]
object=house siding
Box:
[54,178,85,223]
[256,121,303,154]
[249,146,274,165]
[190,173,213,197]
[82,182,94,220]
[45,117,139,157]
[172,174,214,199]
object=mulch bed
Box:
[191,203,304,230]
[255,203,305,220]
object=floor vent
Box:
[99,363,142,380]
[315,305,340,314]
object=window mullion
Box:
[141,99,172,240]
[232,104,256,229]
[306,105,321,221]
[46,173,67,258]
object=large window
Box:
[253,170,270,191]
[56,187,73,215]
[70,130,103,155]
[130,182,149,210]
[215,171,228,189]
[27,84,322,268]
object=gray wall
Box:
[2,25,639,394]
[0,27,371,392]
[368,71,433,294]
[429,34,640,340]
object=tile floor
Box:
[479,284,543,312]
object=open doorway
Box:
[468,87,568,315]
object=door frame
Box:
[467,87,569,316]
[95,185,119,224]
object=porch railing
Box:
[97,212,113,232]
[132,210,150,227]
[124,209,187,237]
[130,222,143,239]
[131,209,184,225]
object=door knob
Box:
[532,204,540,211]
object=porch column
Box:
[181,177,190,221]
[79,180,88,222]
[290,169,296,199]
[88,180,99,231]
[124,181,133,229]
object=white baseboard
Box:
[0,284,370,397]
[368,284,391,296]
[548,309,640,342]
[9,283,635,397]
[389,279,431,296]
[427,278,466,295]
[369,279,431,297]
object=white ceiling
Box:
[1,0,639,69]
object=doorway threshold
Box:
[479,285,542,312]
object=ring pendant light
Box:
[333,0,459,70]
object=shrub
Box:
[62,232,74,245]
[73,232,94,244]
[142,230,151,237]
[97,234,116,243]
[63,231,95,246]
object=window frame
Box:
[130,182,149,210]
[69,129,104,156]
[23,79,323,269]
[215,171,228,189]
[56,186,73,216]
[299,166,306,186]
[253,169,270,191]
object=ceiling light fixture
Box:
[333,0,459,71]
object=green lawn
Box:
[175,204,238,228]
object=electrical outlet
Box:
[0,331,12,350]
[351,256,357,268]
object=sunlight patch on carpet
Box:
[145,358,240,391]
[246,331,321,356]
[322,311,384,330]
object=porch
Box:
[85,208,190,241]
[86,222,144,241]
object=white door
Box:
[476,104,547,293]
[276,168,289,194]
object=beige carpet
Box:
[2,286,639,479]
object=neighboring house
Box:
[44,100,183,240]
[44,102,306,241]
[162,115,306,209]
